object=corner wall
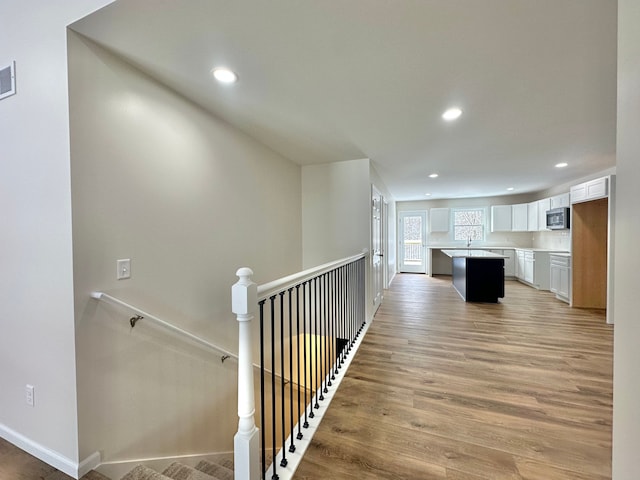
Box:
[613,1,640,477]
[301,159,371,268]
[0,1,113,472]
[68,33,302,462]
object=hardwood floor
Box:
[0,436,108,480]
[294,274,613,480]
[2,274,613,479]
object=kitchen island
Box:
[442,250,506,303]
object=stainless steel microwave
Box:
[546,207,570,230]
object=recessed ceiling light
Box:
[507,187,515,191]
[424,193,432,196]
[429,173,439,178]
[442,107,462,121]
[555,162,568,168]
[212,67,238,84]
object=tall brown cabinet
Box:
[570,175,615,322]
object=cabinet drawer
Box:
[550,256,570,268]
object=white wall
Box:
[0,0,113,472]
[613,1,640,477]
[301,159,371,268]
[68,33,302,462]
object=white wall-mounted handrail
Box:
[90,291,301,389]
[257,250,368,300]
[91,291,238,363]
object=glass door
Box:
[399,211,427,273]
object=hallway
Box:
[294,274,613,479]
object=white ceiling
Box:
[70,0,617,201]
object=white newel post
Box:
[232,268,260,480]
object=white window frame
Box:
[451,207,487,243]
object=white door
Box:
[399,211,427,273]
[372,187,384,313]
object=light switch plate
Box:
[117,259,131,280]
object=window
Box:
[452,208,485,242]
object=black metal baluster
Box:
[295,285,303,440]
[352,261,357,342]
[328,270,334,386]
[339,265,345,368]
[288,288,296,453]
[323,273,329,394]
[318,273,325,401]
[360,257,365,329]
[269,296,279,480]
[333,268,338,377]
[314,277,320,410]
[346,263,352,355]
[309,278,315,418]
[279,292,287,468]
[259,300,266,480]
[302,282,309,427]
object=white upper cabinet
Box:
[571,177,609,204]
[512,203,528,231]
[491,205,512,232]
[550,193,570,209]
[430,208,450,232]
[527,201,538,231]
[537,198,551,231]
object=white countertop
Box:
[429,245,569,254]
[442,249,508,258]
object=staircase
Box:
[98,458,234,480]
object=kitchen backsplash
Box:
[533,230,571,251]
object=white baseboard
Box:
[0,423,101,479]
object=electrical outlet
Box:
[117,259,131,280]
[25,384,34,407]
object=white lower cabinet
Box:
[550,254,571,303]
[515,250,525,280]
[489,249,515,277]
[524,251,534,284]
[514,249,558,290]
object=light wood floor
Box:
[0,436,108,480]
[294,274,613,480]
[2,274,613,480]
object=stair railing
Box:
[91,291,237,362]
[232,251,368,480]
[91,291,290,387]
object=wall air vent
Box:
[0,61,16,100]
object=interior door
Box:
[399,211,427,273]
[372,186,384,313]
